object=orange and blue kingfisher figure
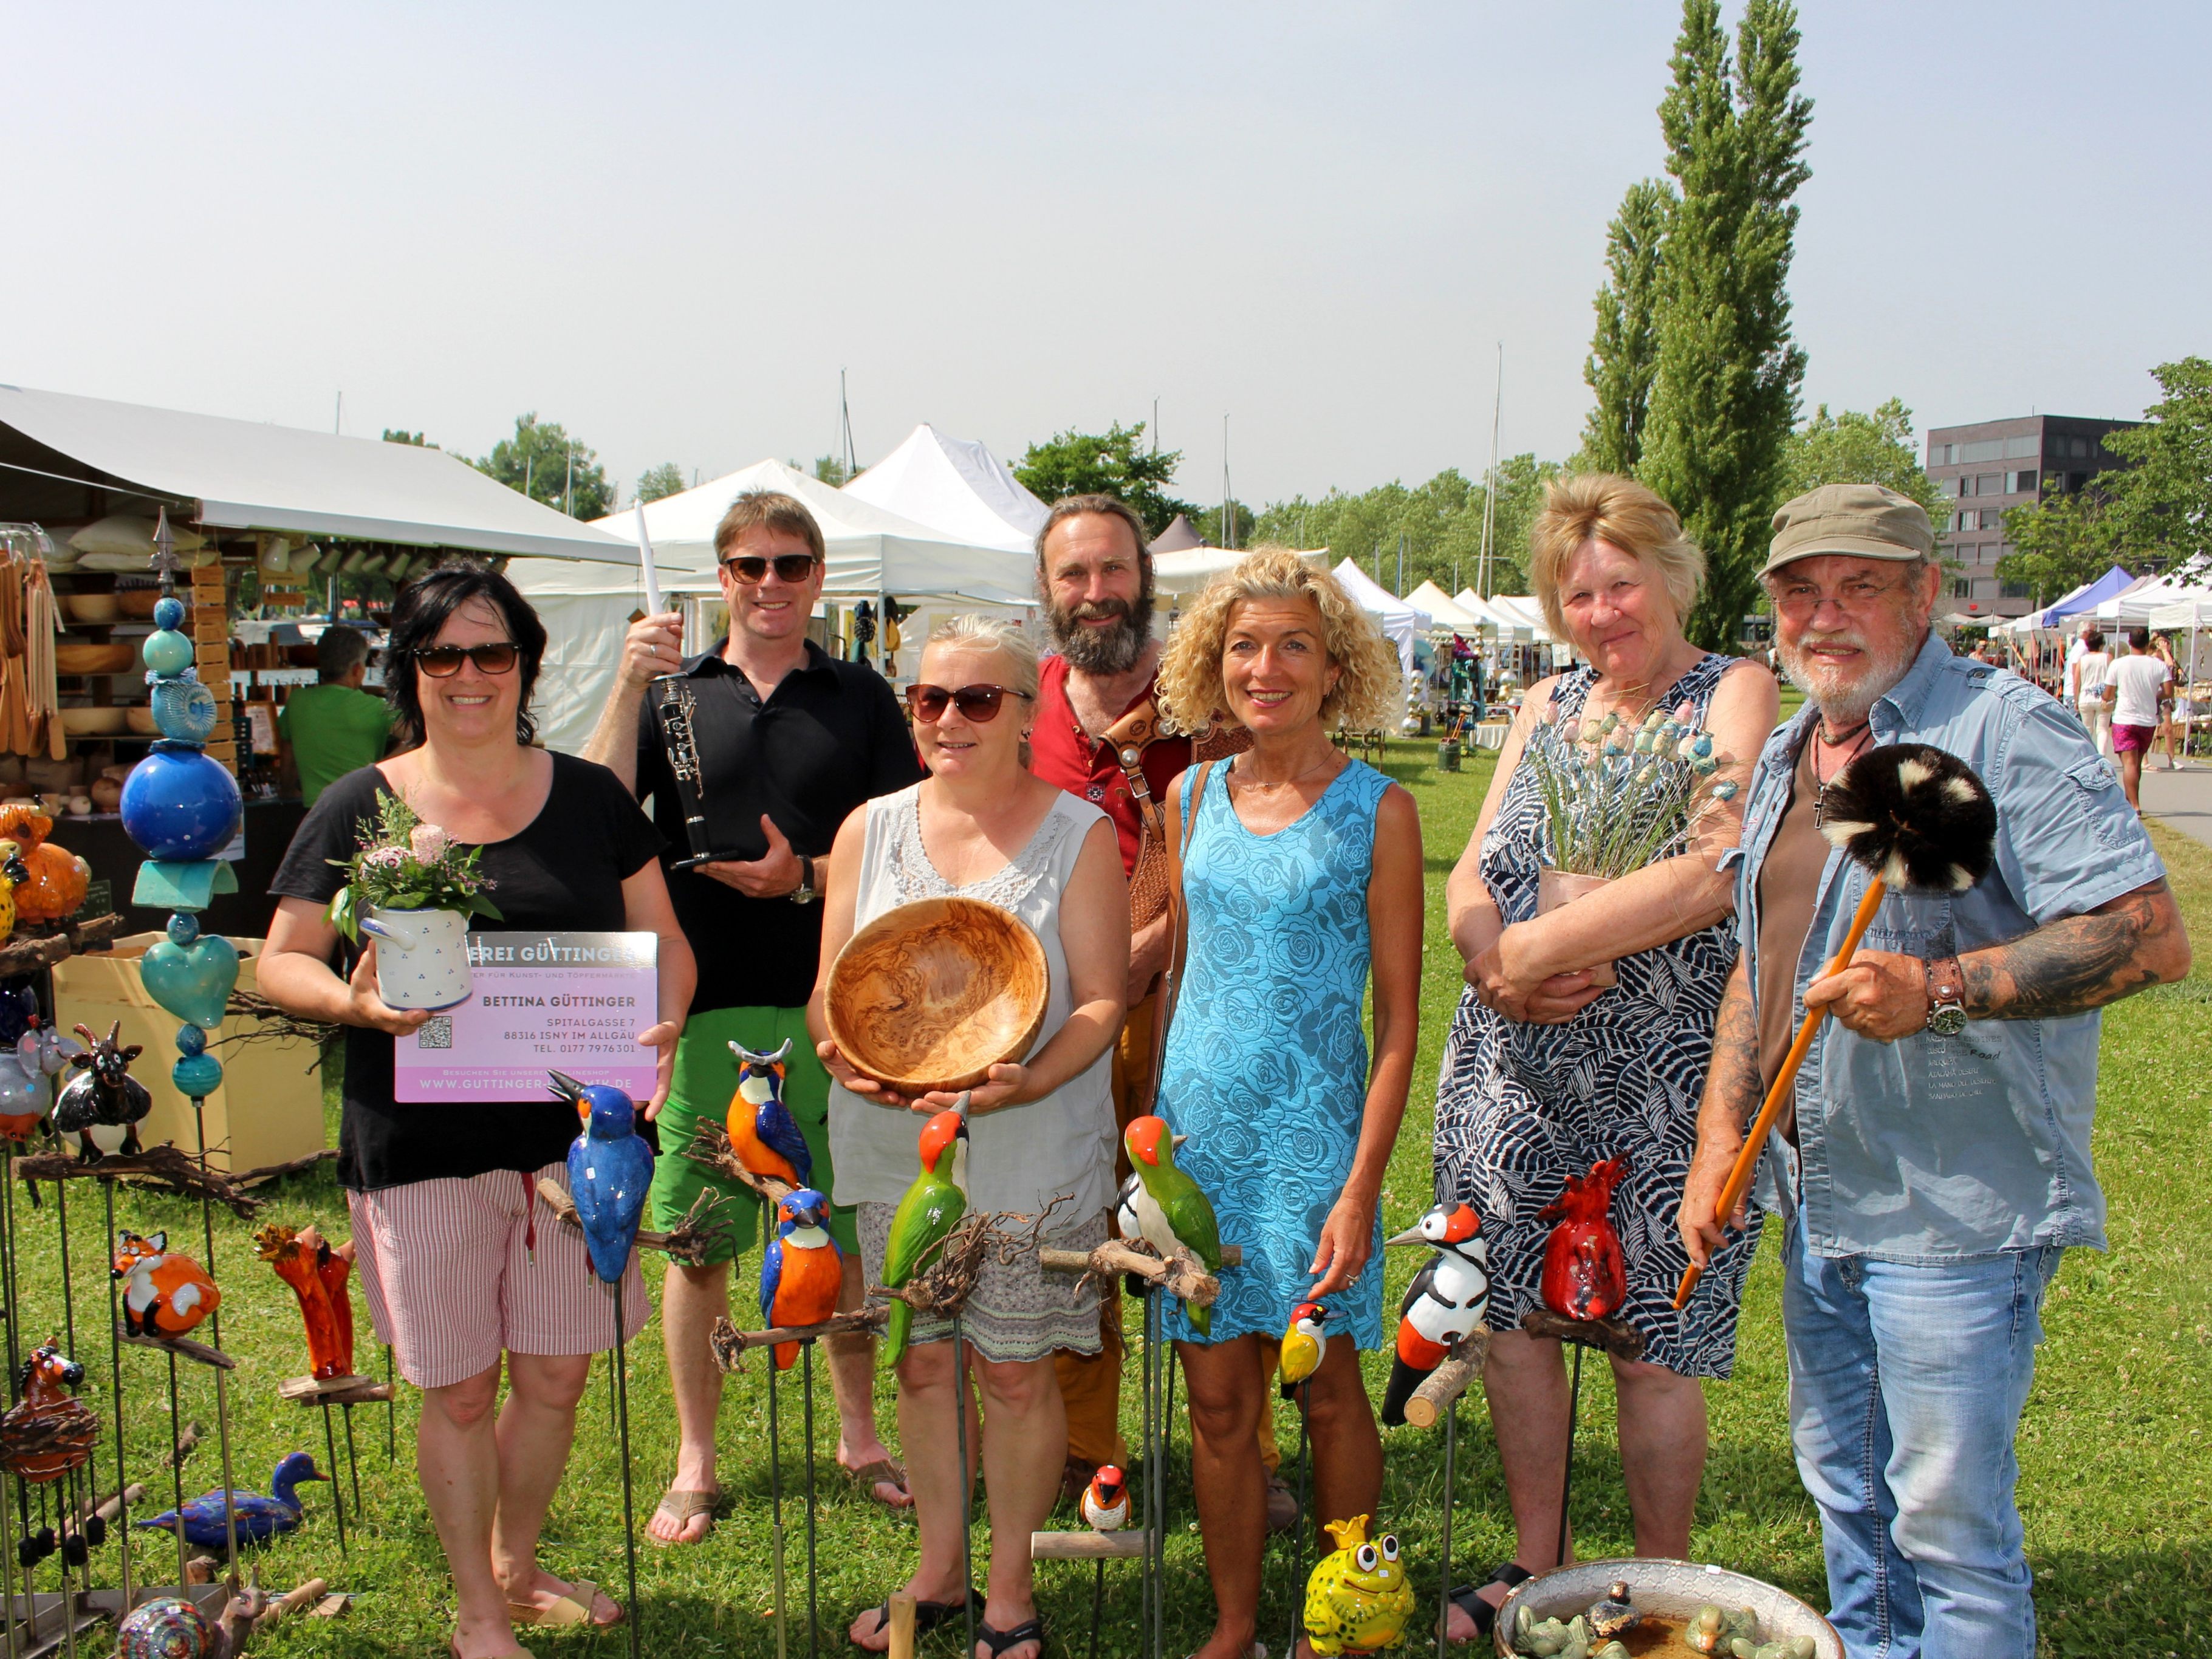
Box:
[727,1039,811,1188]
[759,1187,842,1369]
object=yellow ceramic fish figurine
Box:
[1304,1513,1414,1655]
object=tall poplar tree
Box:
[1637,0,1813,649]
[1579,179,1674,475]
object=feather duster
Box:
[1817,743,1996,894]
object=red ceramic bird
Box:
[1538,1158,1628,1323]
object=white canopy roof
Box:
[1333,559,1431,672]
[841,424,1047,556]
[1155,543,1329,595]
[1406,580,1482,629]
[2097,573,2201,624]
[510,458,1036,603]
[0,382,632,561]
[2149,590,2212,631]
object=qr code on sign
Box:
[417,1016,453,1050]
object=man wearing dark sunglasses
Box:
[585,490,925,1538]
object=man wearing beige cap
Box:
[1681,483,2190,1658]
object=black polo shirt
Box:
[635,638,924,1013]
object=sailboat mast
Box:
[1477,341,1502,598]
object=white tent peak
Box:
[1150,514,1205,554]
[1405,580,1482,629]
[843,424,1047,556]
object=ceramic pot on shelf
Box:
[1535,867,1618,989]
[357,906,472,1010]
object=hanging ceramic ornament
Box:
[151,674,221,746]
[120,748,242,863]
[172,1021,224,1099]
[139,911,240,1033]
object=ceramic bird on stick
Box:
[1541,1161,1628,1324]
[1380,1201,1491,1427]
[1279,1299,1332,1392]
[759,1186,842,1368]
[556,1071,654,1285]
[727,1038,810,1189]
[1676,742,1998,1307]
[1121,1114,1225,1334]
[880,1100,970,1368]
[113,1228,221,1341]
[256,1223,357,1381]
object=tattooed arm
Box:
[1961,878,2190,1019]
[1680,959,1764,1267]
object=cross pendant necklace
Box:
[1810,720,1874,829]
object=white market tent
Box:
[1454,589,1532,641]
[2098,574,2212,626]
[1333,558,1431,674]
[509,457,1039,755]
[0,383,632,561]
[843,423,1048,556]
[1406,580,1482,630]
[1155,543,1329,595]
[1487,593,1558,643]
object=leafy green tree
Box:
[477,413,612,520]
[1637,0,1813,649]
[635,462,686,504]
[2102,356,2212,575]
[1779,399,1945,530]
[812,455,855,487]
[1578,179,1674,474]
[1013,422,1193,536]
[382,428,431,447]
[1998,487,2121,607]
[1191,503,1256,548]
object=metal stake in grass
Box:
[1433,1394,1457,1658]
[318,1401,348,1558]
[952,1313,976,1659]
[98,1180,132,1607]
[164,1354,188,1589]
[766,1209,788,1659]
[1290,1376,1311,1659]
[611,1278,642,1659]
[1555,1343,1584,1571]
[802,1337,819,1659]
[189,1098,243,1593]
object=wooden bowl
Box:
[115,588,172,620]
[824,897,1050,1095]
[61,593,120,626]
[125,706,160,734]
[58,707,128,737]
[55,643,135,675]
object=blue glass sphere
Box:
[171,1052,223,1098]
[142,629,194,677]
[118,747,242,861]
[166,912,199,946]
[175,1022,205,1056]
[152,596,186,631]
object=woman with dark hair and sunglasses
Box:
[259,563,694,1659]
[809,617,1128,1659]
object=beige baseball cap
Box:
[1764,482,1935,575]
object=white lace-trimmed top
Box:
[827,784,1117,1218]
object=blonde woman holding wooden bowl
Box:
[809,615,1127,1659]
[1432,475,1776,1640]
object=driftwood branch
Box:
[233,1148,338,1189]
[535,1177,739,1270]
[216,990,337,1055]
[682,1120,794,1205]
[118,1324,236,1370]
[0,912,120,978]
[276,1375,392,1406]
[1038,1237,1242,1306]
[16,1143,262,1216]
[1402,1327,1492,1429]
[709,1308,887,1372]
[1521,1307,1646,1362]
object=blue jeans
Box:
[1782,1214,2060,1659]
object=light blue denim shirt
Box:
[1731,634,2163,1261]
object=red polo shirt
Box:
[1030,654,1190,875]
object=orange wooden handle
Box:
[1674,877,1887,1310]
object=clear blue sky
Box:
[7,2,2205,508]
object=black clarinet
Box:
[651,675,717,869]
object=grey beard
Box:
[1778,629,1922,730]
[1050,593,1154,676]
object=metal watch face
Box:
[1928,1002,1967,1037]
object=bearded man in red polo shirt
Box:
[1027,495,1292,1524]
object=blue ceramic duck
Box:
[137,1451,327,1549]
[552,1071,653,1284]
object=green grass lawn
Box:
[5,738,2206,1655]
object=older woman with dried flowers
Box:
[1433,475,1776,1641]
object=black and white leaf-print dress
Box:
[1432,654,1759,1378]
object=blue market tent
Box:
[2029,564,2135,628]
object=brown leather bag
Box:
[1107,699,1250,931]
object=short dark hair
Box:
[714,490,825,565]
[1035,494,1149,573]
[2083,627,2104,651]
[383,561,549,748]
[2129,626,2151,651]
[317,624,371,682]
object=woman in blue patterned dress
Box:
[1152,549,1424,1659]
[1433,476,1777,1641]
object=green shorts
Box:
[648,1005,860,1264]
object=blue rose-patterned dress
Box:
[1433,654,1759,1378]
[1156,756,1391,1349]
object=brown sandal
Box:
[648,1487,719,1544]
[507,1577,622,1627]
[841,1457,911,1508]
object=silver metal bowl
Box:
[1493,1558,1843,1658]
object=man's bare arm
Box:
[1960,880,2191,1020]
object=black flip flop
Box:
[974,1615,1046,1658]
[1447,1562,1532,1640]
[855,1589,981,1650]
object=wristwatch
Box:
[1923,954,1966,1036]
[789,855,817,906]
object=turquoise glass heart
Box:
[138,934,240,1031]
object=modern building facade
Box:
[1925,414,2138,617]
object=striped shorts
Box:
[349,1162,649,1390]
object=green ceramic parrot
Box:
[1123,1113,1224,1336]
[880,1100,970,1367]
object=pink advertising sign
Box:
[393,932,660,1104]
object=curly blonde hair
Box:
[1527,473,1704,642]
[1156,547,1404,734]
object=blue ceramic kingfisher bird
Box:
[726,1038,811,1188]
[552,1071,654,1284]
[137,1451,327,1549]
[759,1186,843,1370]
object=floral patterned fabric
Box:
[1157,757,1390,1348]
[1431,653,1761,1378]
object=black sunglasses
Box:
[905,683,1033,723]
[414,642,519,677]
[721,553,820,584]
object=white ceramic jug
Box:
[358,906,473,1010]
